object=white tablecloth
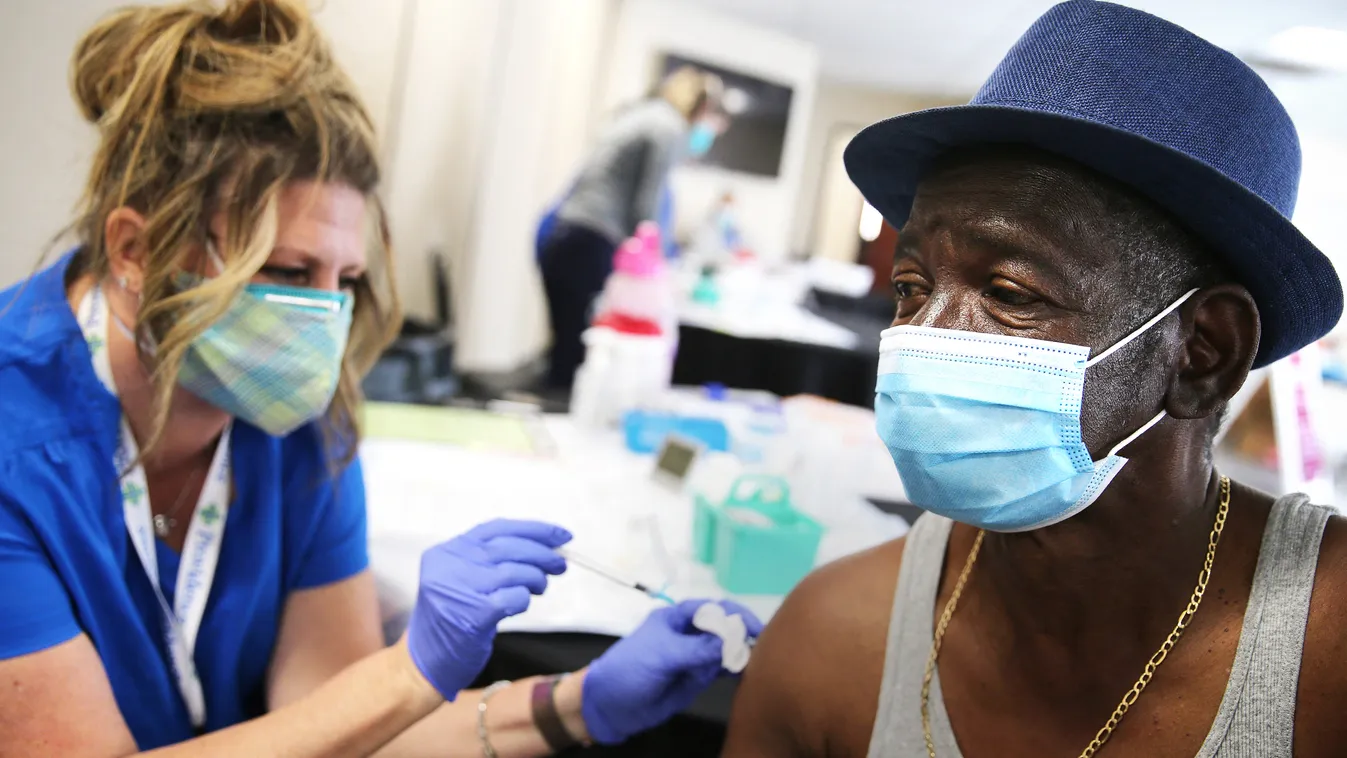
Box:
[675,262,862,351]
[364,416,909,638]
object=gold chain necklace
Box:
[921,476,1231,758]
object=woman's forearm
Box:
[374,670,592,758]
[140,640,442,758]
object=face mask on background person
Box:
[874,289,1197,532]
[688,121,718,158]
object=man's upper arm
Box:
[1294,515,1347,756]
[722,539,905,758]
[720,575,827,757]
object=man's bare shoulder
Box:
[762,534,908,659]
[787,536,908,640]
[1294,513,1347,755]
[721,535,907,757]
[1304,512,1347,665]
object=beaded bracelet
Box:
[476,680,512,758]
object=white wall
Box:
[1264,70,1347,334]
[0,0,620,373]
[379,0,503,326]
[812,126,866,263]
[0,0,409,290]
[791,83,963,256]
[1296,135,1347,332]
[7,1,975,373]
[1298,136,1347,262]
[444,0,825,370]
[0,1,108,287]
[601,0,820,261]
[313,0,408,142]
[448,0,621,371]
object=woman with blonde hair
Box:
[538,64,726,388]
[0,3,757,756]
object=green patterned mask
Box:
[176,278,353,437]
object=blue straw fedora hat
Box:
[845,0,1341,368]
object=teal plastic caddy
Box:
[693,475,823,595]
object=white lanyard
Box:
[78,284,232,729]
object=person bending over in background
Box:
[0,2,757,756]
[722,2,1347,757]
[539,65,726,388]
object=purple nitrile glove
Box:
[406,519,571,700]
[581,599,764,744]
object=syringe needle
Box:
[558,548,675,605]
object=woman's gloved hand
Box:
[581,599,763,744]
[406,519,571,700]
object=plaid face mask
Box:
[177,281,354,437]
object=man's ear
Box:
[104,207,148,295]
[1166,284,1260,422]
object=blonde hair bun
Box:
[71,0,353,130]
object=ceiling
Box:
[684,0,1347,136]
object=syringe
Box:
[558,547,676,605]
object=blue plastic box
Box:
[622,410,730,454]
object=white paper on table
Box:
[363,434,685,637]
[362,423,911,638]
[808,257,875,298]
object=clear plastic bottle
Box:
[595,222,677,336]
[570,326,675,428]
[590,221,679,388]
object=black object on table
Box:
[671,289,893,409]
[364,254,461,405]
[474,499,924,758]
[363,317,459,405]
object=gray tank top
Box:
[868,494,1332,758]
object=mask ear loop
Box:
[1084,288,1199,369]
[107,277,156,358]
[1108,409,1167,457]
[204,238,227,277]
[1085,288,1198,457]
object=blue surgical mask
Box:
[688,122,717,158]
[874,289,1196,532]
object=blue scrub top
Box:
[0,254,369,749]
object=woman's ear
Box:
[1166,283,1261,422]
[104,207,148,295]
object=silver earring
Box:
[117,275,142,304]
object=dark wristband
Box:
[530,676,583,751]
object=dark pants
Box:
[539,221,618,388]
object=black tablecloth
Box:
[475,633,733,756]
[471,497,924,757]
[671,292,892,409]
[672,325,876,408]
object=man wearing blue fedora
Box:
[723,2,1345,757]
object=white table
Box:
[364,415,909,637]
[676,261,863,351]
